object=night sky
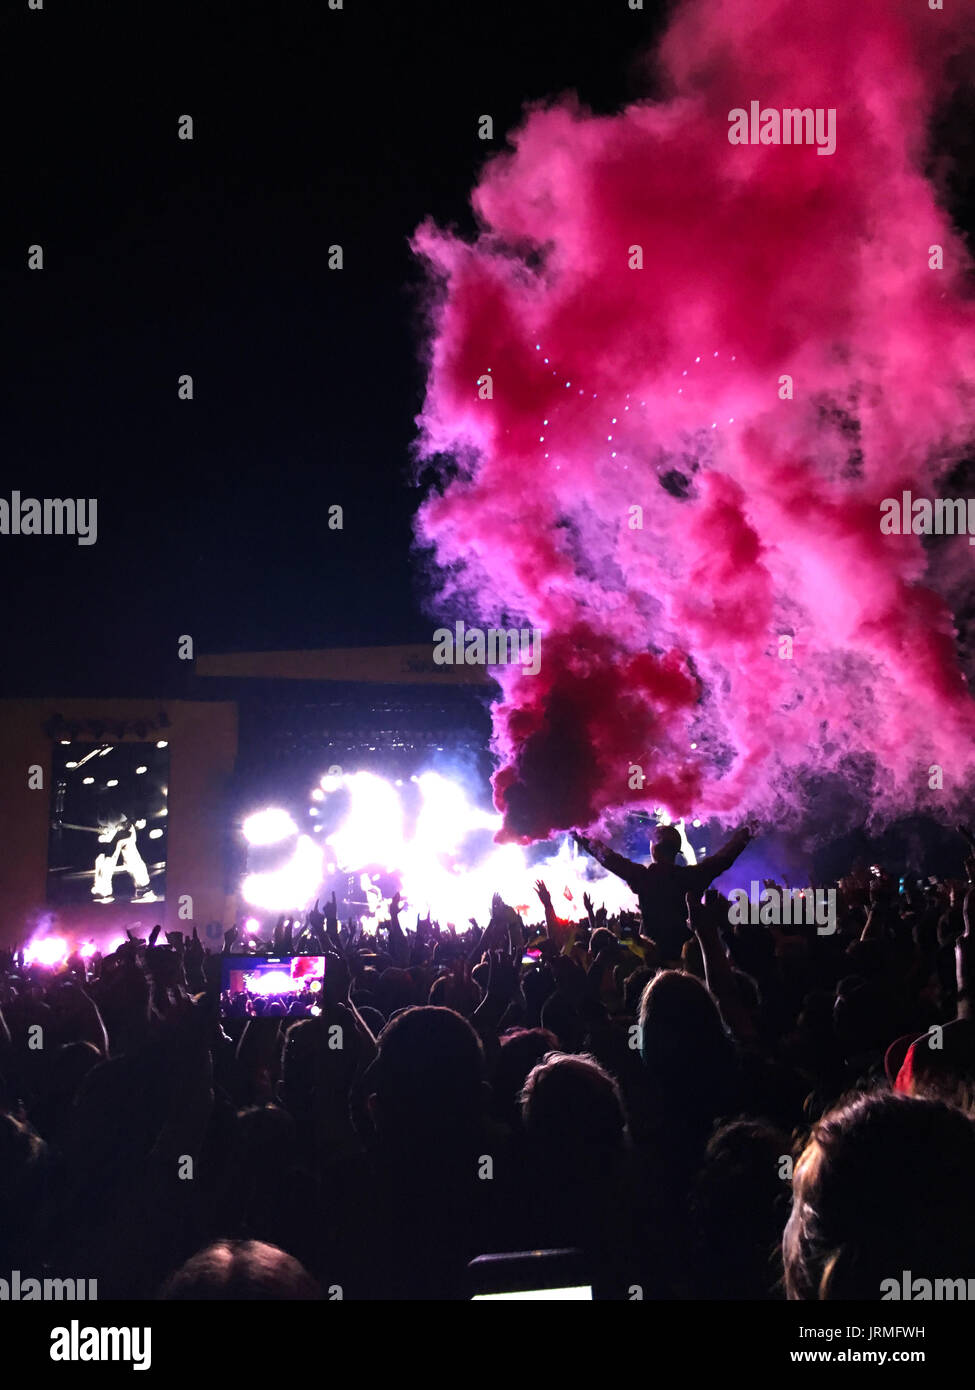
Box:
[1,0,667,696]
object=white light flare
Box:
[318,770,637,925]
[326,771,404,872]
[24,936,69,968]
[242,835,323,911]
[244,969,294,996]
[242,807,298,846]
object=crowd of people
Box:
[220,977,323,1021]
[1,819,975,1300]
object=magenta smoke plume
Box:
[412,0,975,844]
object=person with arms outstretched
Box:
[573,820,753,961]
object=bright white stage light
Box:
[327,771,404,872]
[25,937,68,967]
[242,807,298,846]
[79,940,97,959]
[149,829,164,840]
[310,788,324,801]
[136,766,148,774]
[242,834,323,910]
[415,771,501,854]
[320,772,344,794]
[83,777,94,785]
[156,740,168,748]
[246,969,293,996]
[242,771,642,927]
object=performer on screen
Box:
[91,840,122,901]
[116,821,153,898]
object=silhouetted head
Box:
[784,1091,975,1299]
[638,969,730,1068]
[493,1027,558,1124]
[160,1239,321,1299]
[651,824,682,863]
[520,1052,627,1162]
[368,1006,485,1142]
[637,970,736,1136]
[691,1118,791,1299]
[375,968,417,1021]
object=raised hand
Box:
[185,925,204,969]
[443,954,475,1013]
[686,887,720,935]
[325,891,339,937]
[485,945,519,1004]
[535,879,553,909]
[323,950,351,1008]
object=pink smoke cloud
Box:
[413,0,975,844]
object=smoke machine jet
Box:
[412,0,975,845]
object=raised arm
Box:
[534,878,575,954]
[573,832,645,892]
[695,824,752,884]
[687,889,758,1044]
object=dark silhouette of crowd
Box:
[2,822,975,1301]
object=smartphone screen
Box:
[468,1249,591,1300]
[472,1286,592,1301]
[219,953,325,1018]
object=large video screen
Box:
[47,742,169,906]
